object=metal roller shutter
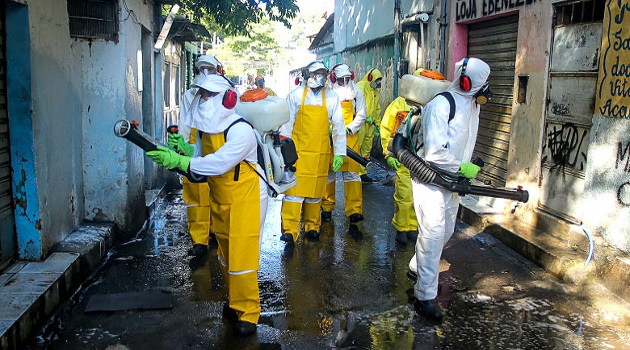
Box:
[467,15,518,187]
[0,1,16,266]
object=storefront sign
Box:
[455,0,537,22]
[596,0,630,119]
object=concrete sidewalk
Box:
[0,188,165,350]
[1,188,628,348]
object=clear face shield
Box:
[200,65,218,76]
[307,71,326,88]
[474,80,492,105]
[337,76,352,87]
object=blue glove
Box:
[167,133,194,157]
[332,155,344,172]
[459,162,481,179]
[146,146,191,172]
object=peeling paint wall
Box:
[21,0,159,258]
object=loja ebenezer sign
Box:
[455,0,539,22]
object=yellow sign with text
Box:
[596,0,630,119]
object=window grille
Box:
[67,0,118,40]
[555,0,604,26]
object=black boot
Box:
[305,230,320,241]
[234,321,257,337]
[222,302,238,322]
[349,213,364,223]
[395,230,408,245]
[189,244,208,257]
[406,230,418,242]
[321,211,332,222]
[413,298,444,321]
[280,233,295,245]
[407,269,418,281]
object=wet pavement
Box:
[29,171,630,349]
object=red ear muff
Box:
[459,57,471,92]
[217,65,224,76]
[351,70,355,81]
[330,71,337,84]
[295,77,301,85]
[367,69,374,82]
[222,89,237,109]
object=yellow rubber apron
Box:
[201,128,261,324]
[338,100,360,173]
[181,128,211,245]
[284,87,331,198]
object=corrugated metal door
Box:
[538,2,603,223]
[467,15,518,187]
[0,1,17,267]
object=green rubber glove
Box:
[386,156,401,170]
[167,133,194,157]
[366,116,374,124]
[332,155,344,172]
[374,125,380,137]
[146,146,191,172]
[459,162,481,179]
[346,127,351,135]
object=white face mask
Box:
[307,73,325,88]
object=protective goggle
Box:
[474,81,492,105]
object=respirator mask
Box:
[307,73,326,89]
[370,79,382,89]
[474,81,492,105]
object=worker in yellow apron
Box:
[355,68,383,182]
[280,61,346,243]
[149,74,267,337]
[322,63,367,223]
[169,55,225,256]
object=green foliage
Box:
[214,18,281,76]
[179,0,299,36]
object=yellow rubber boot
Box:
[357,122,375,176]
[281,200,302,241]
[302,201,322,233]
[344,180,363,217]
[322,180,336,212]
[227,271,261,324]
[392,166,418,231]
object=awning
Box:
[166,15,211,42]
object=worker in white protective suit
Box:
[280,61,346,243]
[409,57,491,321]
[147,74,268,337]
[321,63,367,223]
[169,55,224,257]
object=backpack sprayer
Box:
[113,119,206,183]
[386,72,529,203]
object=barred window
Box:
[67,0,118,41]
[555,0,604,26]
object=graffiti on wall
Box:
[596,0,630,119]
[542,122,589,171]
[617,141,630,206]
[455,0,538,22]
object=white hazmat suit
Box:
[411,58,490,301]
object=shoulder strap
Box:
[436,92,455,123]
[224,118,253,138]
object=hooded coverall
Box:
[380,97,418,233]
[322,84,367,217]
[189,111,268,325]
[355,69,383,176]
[280,85,346,241]
[178,86,212,247]
[410,58,490,301]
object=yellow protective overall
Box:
[322,100,363,217]
[380,97,418,232]
[281,88,331,240]
[181,128,211,245]
[201,129,261,324]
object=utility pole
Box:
[394,0,400,97]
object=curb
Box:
[0,224,115,350]
[458,200,630,303]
